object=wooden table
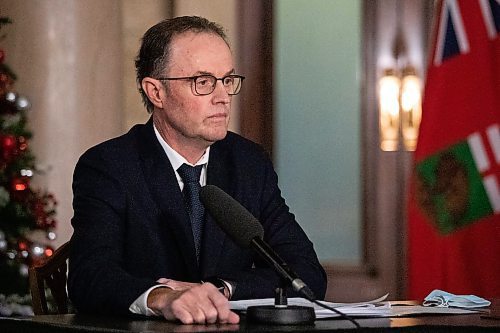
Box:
[1,301,499,332]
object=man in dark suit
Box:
[68,16,326,325]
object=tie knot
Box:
[178,164,203,184]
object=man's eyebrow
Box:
[194,69,236,76]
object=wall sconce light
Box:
[378,66,422,151]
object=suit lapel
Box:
[138,119,200,280]
[200,141,233,277]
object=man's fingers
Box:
[204,283,240,324]
[192,284,222,323]
[227,311,240,324]
[163,283,240,324]
[170,305,194,325]
[206,285,232,323]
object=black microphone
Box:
[200,185,361,328]
[199,185,315,301]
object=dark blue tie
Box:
[177,164,204,261]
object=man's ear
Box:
[142,78,165,109]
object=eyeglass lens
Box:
[195,75,242,95]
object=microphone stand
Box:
[247,277,315,325]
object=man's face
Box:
[154,32,234,150]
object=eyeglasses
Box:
[156,74,245,96]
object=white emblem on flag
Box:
[468,132,490,172]
[468,124,500,214]
[486,123,500,164]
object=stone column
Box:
[121,0,171,130]
[1,0,123,246]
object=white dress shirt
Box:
[129,125,209,316]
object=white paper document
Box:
[230,294,481,319]
[230,294,392,319]
[390,305,480,317]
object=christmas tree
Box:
[0,17,57,300]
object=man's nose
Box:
[212,81,231,103]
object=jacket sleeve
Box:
[221,151,327,300]
[68,148,156,315]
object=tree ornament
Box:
[17,239,28,251]
[15,95,30,111]
[11,176,29,192]
[17,136,27,152]
[1,134,18,162]
[46,230,56,241]
[6,250,16,260]
[20,169,33,177]
[20,250,29,258]
[44,246,54,257]
[1,133,16,149]
[4,91,16,102]
[30,243,44,257]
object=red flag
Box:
[408,0,500,300]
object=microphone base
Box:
[247,305,315,325]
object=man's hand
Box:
[147,283,240,324]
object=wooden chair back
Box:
[28,241,71,315]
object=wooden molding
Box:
[237,0,274,156]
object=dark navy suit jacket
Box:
[68,119,326,315]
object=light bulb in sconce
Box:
[379,69,401,151]
[378,67,422,151]
[400,66,422,151]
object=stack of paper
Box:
[230,294,392,319]
[230,294,481,319]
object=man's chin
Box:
[203,129,228,144]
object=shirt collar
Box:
[153,124,210,171]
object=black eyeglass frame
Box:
[156,74,245,96]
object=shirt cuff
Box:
[128,285,172,316]
[221,279,234,299]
